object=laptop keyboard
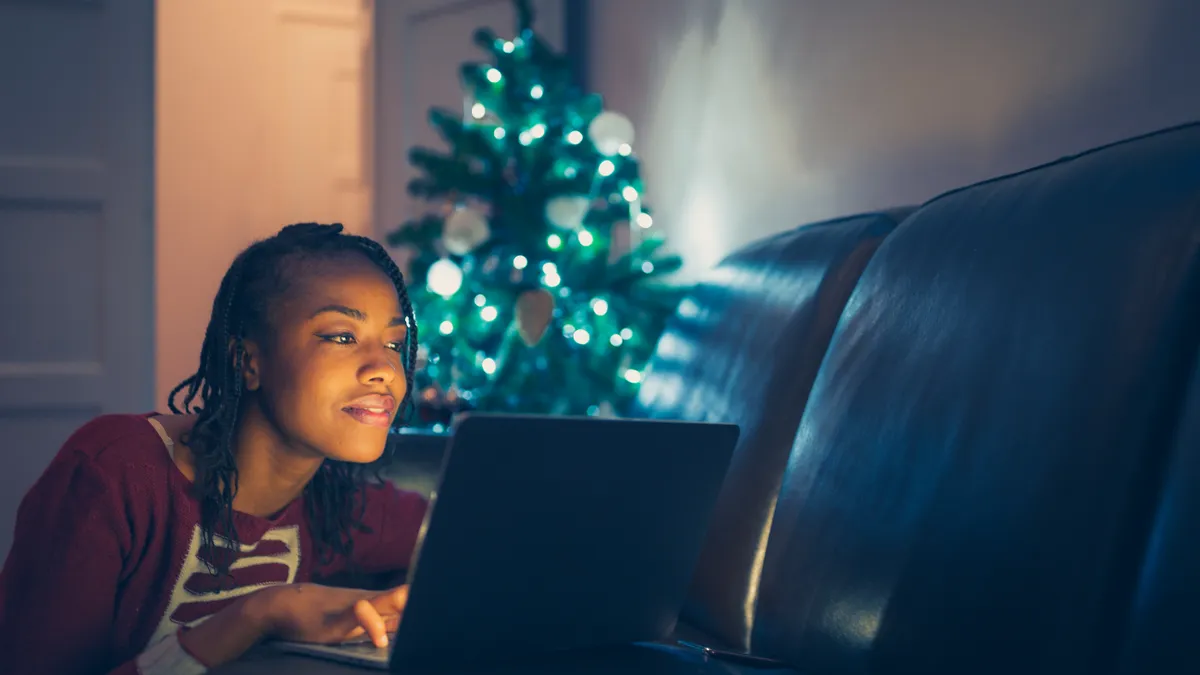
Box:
[334,641,390,657]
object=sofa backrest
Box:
[634,210,908,648]
[1117,359,1200,675]
[750,123,1200,674]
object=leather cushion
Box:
[1117,358,1200,675]
[635,210,908,649]
[752,122,1200,674]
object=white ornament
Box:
[544,195,591,229]
[463,98,500,126]
[427,258,464,297]
[442,207,490,256]
[588,111,635,156]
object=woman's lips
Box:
[342,393,395,428]
[343,407,392,428]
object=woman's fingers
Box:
[332,586,408,647]
[369,585,409,615]
[353,598,390,648]
[384,613,402,632]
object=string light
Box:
[577,230,594,246]
[591,298,608,315]
[494,128,506,139]
[543,269,561,287]
[573,329,591,345]
[642,261,655,274]
[598,160,615,176]
[486,68,502,83]
[480,306,498,321]
[618,144,632,156]
[530,84,544,99]
[622,186,639,201]
[513,255,528,269]
[474,294,487,306]
[567,130,583,145]
[637,212,653,228]
[501,41,515,53]
[609,334,623,346]
[623,369,642,383]
[482,357,497,374]
[471,103,486,119]
[439,320,455,335]
[530,123,546,139]
[547,234,562,249]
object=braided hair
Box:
[168,223,418,585]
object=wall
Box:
[590,0,1200,276]
[156,0,372,408]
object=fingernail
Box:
[379,635,389,648]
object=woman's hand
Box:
[176,583,408,669]
[259,583,409,648]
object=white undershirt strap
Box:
[146,417,176,460]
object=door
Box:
[374,0,565,245]
[0,0,156,559]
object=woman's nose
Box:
[359,347,398,384]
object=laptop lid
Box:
[389,413,739,667]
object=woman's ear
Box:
[234,338,263,392]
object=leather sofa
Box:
[633,120,1200,675]
[236,122,1200,674]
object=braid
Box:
[168,223,419,587]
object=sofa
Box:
[220,122,1200,674]
[632,120,1200,675]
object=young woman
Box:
[0,223,428,674]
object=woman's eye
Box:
[386,341,404,353]
[321,333,356,345]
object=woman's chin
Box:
[326,445,388,464]
[325,426,391,464]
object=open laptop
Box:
[275,413,739,670]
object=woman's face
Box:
[244,253,409,463]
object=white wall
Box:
[590,0,1200,276]
[156,0,372,408]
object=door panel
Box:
[0,0,155,560]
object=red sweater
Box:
[0,414,428,675]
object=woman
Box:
[0,223,427,674]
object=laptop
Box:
[275,413,739,670]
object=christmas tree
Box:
[387,0,684,426]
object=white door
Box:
[374,0,565,244]
[0,0,156,559]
